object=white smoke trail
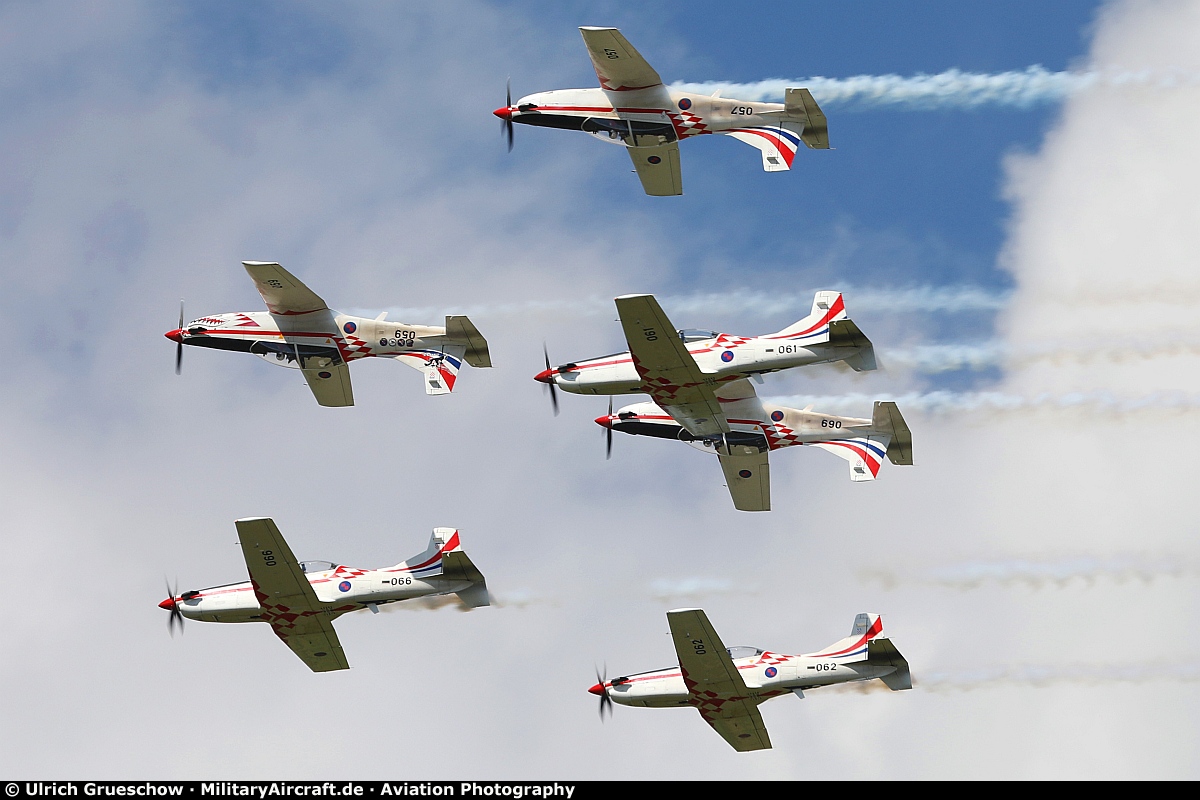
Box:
[861,554,1200,591]
[765,390,1200,417]
[882,336,1200,373]
[671,66,1200,110]
[349,284,1009,324]
[823,662,1200,695]
[649,576,739,600]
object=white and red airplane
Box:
[589,609,911,752]
[166,261,491,407]
[495,27,829,195]
[597,377,912,512]
[159,518,489,672]
[535,291,876,407]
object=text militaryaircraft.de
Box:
[159,518,489,672]
[537,291,912,511]
[494,26,830,196]
[166,261,492,407]
[590,609,911,751]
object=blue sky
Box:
[3,0,1197,780]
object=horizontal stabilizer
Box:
[828,319,876,372]
[872,401,913,465]
[784,88,829,149]
[868,638,912,691]
[445,315,492,368]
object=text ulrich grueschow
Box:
[12,786,577,800]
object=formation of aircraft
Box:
[589,608,911,751]
[495,27,830,196]
[166,261,491,407]
[598,379,911,511]
[158,27,917,756]
[159,518,489,672]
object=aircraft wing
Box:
[627,143,682,196]
[243,261,329,316]
[718,450,771,512]
[299,358,354,407]
[667,608,771,752]
[579,27,662,91]
[615,294,728,437]
[236,517,349,672]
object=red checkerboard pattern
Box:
[668,110,710,139]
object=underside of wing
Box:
[615,294,726,436]
[709,706,772,752]
[667,608,771,751]
[300,360,354,407]
[243,261,328,316]
[579,27,663,91]
[235,518,348,672]
[271,613,349,673]
[718,450,771,512]
[627,143,682,196]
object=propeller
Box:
[542,344,559,416]
[163,579,184,637]
[595,665,613,721]
[174,300,184,375]
[604,396,613,460]
[502,79,514,152]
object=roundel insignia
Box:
[343,321,357,334]
[738,469,752,478]
[678,98,692,110]
[338,580,351,592]
[771,410,785,422]
[318,371,332,379]
[721,350,734,362]
[765,666,778,678]
[647,155,661,164]
[379,338,388,347]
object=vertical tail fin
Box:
[805,613,883,662]
[774,291,846,339]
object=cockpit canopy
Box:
[726,646,763,660]
[678,329,719,343]
[299,560,336,574]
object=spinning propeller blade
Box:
[605,397,613,460]
[163,579,184,637]
[174,300,184,375]
[542,344,559,416]
[503,79,514,152]
[594,665,613,721]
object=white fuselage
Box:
[172,310,455,369]
[602,650,900,709]
[509,87,786,147]
[538,333,859,397]
[173,563,473,625]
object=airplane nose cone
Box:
[594,415,613,429]
[158,597,177,611]
[493,106,514,120]
[588,682,605,696]
[164,328,183,344]
[533,368,555,384]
